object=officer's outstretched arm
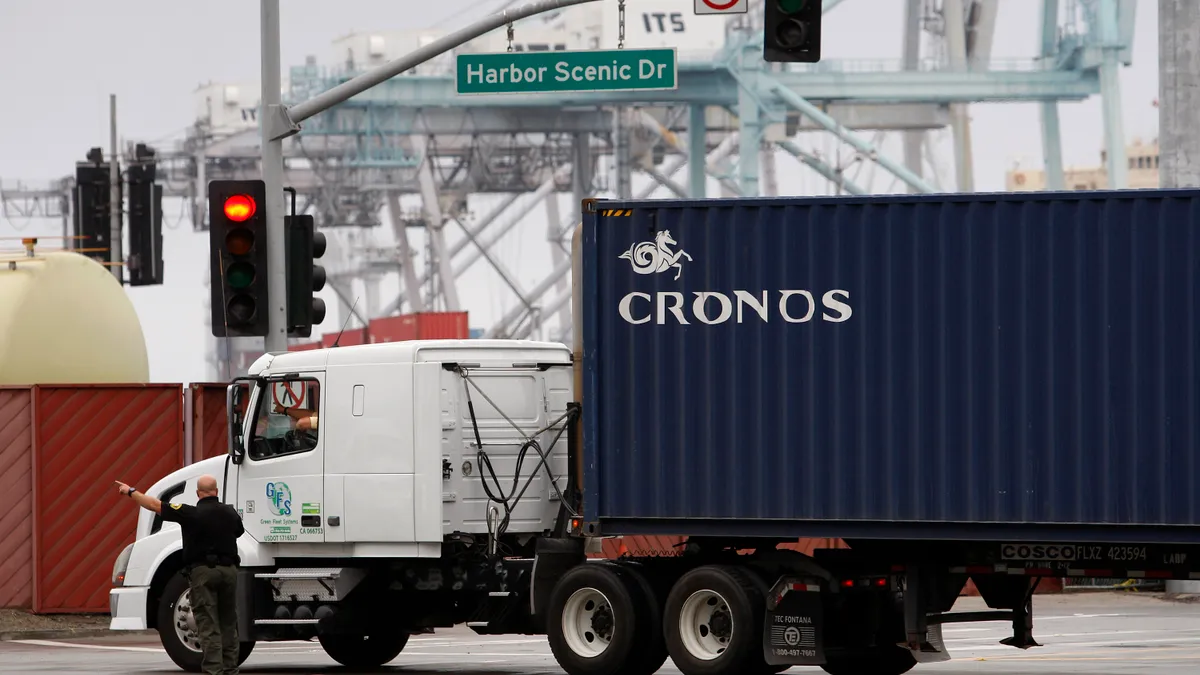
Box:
[114,480,162,513]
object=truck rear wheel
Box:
[606,561,670,674]
[820,647,917,675]
[663,565,768,675]
[317,632,409,669]
[547,563,661,675]
[156,570,255,673]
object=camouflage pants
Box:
[189,564,240,675]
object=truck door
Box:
[237,375,326,543]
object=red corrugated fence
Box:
[190,383,247,463]
[0,388,34,609]
[33,385,184,612]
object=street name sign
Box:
[695,0,748,14]
[456,48,678,95]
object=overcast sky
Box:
[0,0,1162,383]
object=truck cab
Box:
[110,339,575,671]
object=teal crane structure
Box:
[267,0,1136,338]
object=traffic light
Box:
[284,214,327,338]
[126,145,163,286]
[208,180,269,337]
[73,148,117,268]
[763,0,822,63]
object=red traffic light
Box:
[223,194,257,222]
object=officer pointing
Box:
[115,475,245,675]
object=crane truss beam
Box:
[287,64,1100,111]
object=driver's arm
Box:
[296,414,318,431]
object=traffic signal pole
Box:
[109,94,122,283]
[258,0,602,351]
[260,0,290,351]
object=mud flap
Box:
[908,622,951,664]
[763,577,826,667]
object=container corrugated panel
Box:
[588,535,686,558]
[587,536,846,559]
[0,388,34,608]
[191,383,249,463]
[962,578,1062,596]
[415,311,469,339]
[581,190,1200,543]
[322,328,369,348]
[33,385,184,612]
[367,312,470,342]
[778,538,848,556]
[368,316,418,343]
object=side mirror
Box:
[227,383,246,465]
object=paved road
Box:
[1,594,1197,674]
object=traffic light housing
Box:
[284,214,327,338]
[126,146,163,286]
[209,180,269,337]
[73,148,118,268]
[763,0,822,63]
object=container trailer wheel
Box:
[547,563,662,675]
[663,565,768,675]
[819,647,917,675]
[317,632,409,669]
[156,570,255,673]
[606,561,670,674]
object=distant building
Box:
[1005,138,1160,191]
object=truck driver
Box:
[274,403,318,431]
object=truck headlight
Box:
[112,543,134,587]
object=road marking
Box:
[945,628,1200,643]
[400,648,554,653]
[948,634,1200,655]
[982,645,1200,661]
[10,640,162,653]
[1037,613,1134,620]
[408,637,547,645]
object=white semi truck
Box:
[110,339,587,671]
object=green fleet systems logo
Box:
[266,482,292,516]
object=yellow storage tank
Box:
[0,249,149,384]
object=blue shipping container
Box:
[580,189,1200,544]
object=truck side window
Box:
[248,379,321,461]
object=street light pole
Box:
[258,0,602,352]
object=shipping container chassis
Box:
[147,535,1200,675]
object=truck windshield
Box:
[248,378,321,461]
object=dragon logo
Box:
[619,230,693,281]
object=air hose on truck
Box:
[454,365,580,555]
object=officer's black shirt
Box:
[160,495,244,567]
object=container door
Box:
[238,375,326,543]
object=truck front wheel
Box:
[156,570,255,672]
[317,632,409,669]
